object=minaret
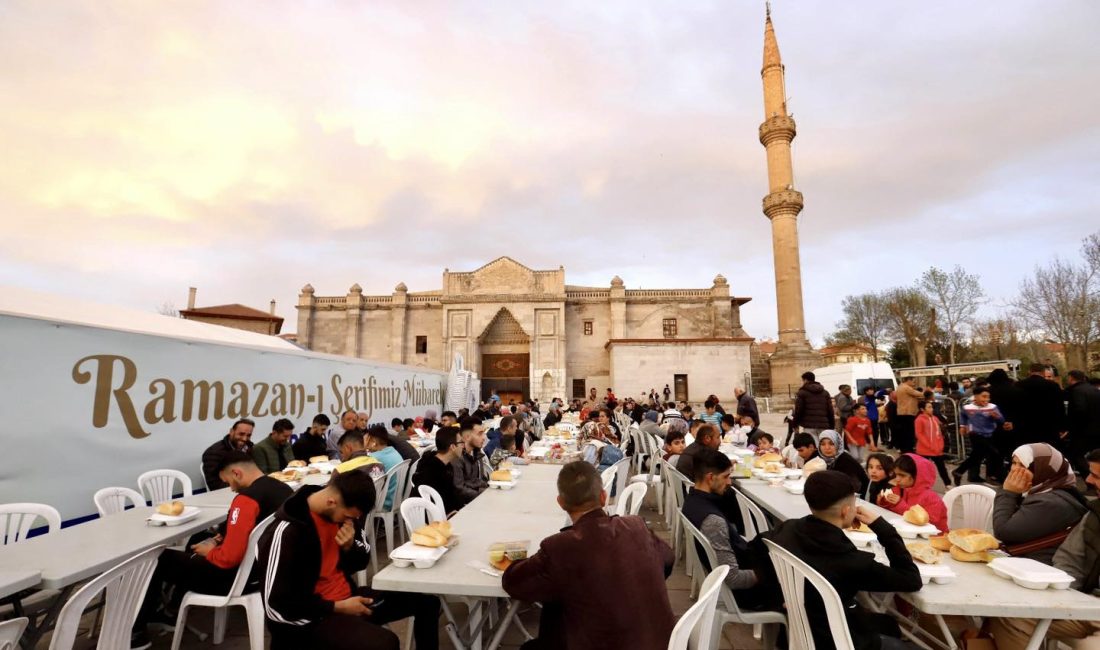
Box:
[759,5,821,393]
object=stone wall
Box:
[608,340,752,404]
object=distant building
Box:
[818,344,886,366]
[179,287,283,336]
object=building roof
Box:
[819,343,883,356]
[180,303,282,322]
[0,287,299,351]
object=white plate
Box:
[390,541,449,569]
[845,530,877,546]
[309,462,335,474]
[918,564,956,585]
[507,469,523,478]
[989,557,1074,590]
[147,506,202,526]
[892,522,940,538]
[783,480,805,495]
[488,480,517,490]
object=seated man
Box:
[484,415,517,459]
[503,461,675,650]
[452,416,489,506]
[411,426,463,514]
[364,424,404,508]
[334,430,385,482]
[439,411,457,428]
[358,412,418,463]
[675,423,720,480]
[133,451,291,648]
[258,470,440,650]
[202,419,255,490]
[683,449,779,611]
[763,470,923,650]
[989,448,1100,649]
[292,414,331,461]
[253,418,296,475]
[325,409,360,460]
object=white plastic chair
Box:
[137,469,193,504]
[601,464,618,494]
[629,431,666,515]
[48,546,164,650]
[943,484,996,532]
[400,496,447,539]
[200,461,209,491]
[731,487,771,541]
[402,457,422,504]
[667,565,727,650]
[0,503,62,545]
[367,466,406,573]
[93,487,146,517]
[169,515,275,650]
[418,484,447,514]
[0,617,28,650]
[681,513,785,648]
[764,539,856,650]
[612,482,649,516]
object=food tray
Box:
[845,530,877,546]
[918,564,956,585]
[892,522,940,538]
[147,506,202,526]
[390,541,449,569]
[783,480,805,495]
[309,461,336,474]
[989,557,1074,590]
[488,480,518,490]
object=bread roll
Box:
[929,535,952,551]
[950,545,994,563]
[754,452,783,469]
[802,457,827,477]
[412,524,448,547]
[268,470,296,482]
[848,522,872,533]
[287,460,306,468]
[309,455,330,464]
[156,501,185,516]
[903,504,929,526]
[764,461,783,474]
[490,469,513,482]
[947,528,1000,554]
[428,520,452,538]
[906,542,942,564]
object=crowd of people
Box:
[130,363,1100,650]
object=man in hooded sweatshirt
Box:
[792,371,835,440]
[762,470,923,650]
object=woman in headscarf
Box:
[992,443,1087,564]
[816,430,870,496]
[580,408,621,446]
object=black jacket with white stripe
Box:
[256,485,370,642]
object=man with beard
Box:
[202,419,255,490]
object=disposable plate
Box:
[390,542,449,569]
[488,480,518,490]
[989,557,1074,590]
[147,506,202,527]
[845,530,876,546]
[783,480,805,495]
[892,522,940,538]
[918,564,956,585]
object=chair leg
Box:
[368,519,379,574]
[761,623,780,650]
[655,483,664,516]
[170,604,190,650]
[382,514,395,561]
[243,598,266,650]
[213,607,227,644]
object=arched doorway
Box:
[479,309,530,405]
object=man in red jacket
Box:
[503,461,676,649]
[132,451,291,649]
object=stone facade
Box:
[296,257,754,403]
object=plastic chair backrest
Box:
[943,484,996,531]
[0,503,61,546]
[667,565,728,650]
[48,545,164,650]
[666,465,693,508]
[200,461,209,491]
[137,469,193,504]
[731,487,770,540]
[94,487,146,517]
[0,616,28,650]
[417,484,446,514]
[601,464,618,493]
[763,539,856,650]
[679,511,747,617]
[400,497,446,537]
[389,459,413,510]
[402,457,421,502]
[222,514,277,600]
[613,482,648,516]
[371,474,389,513]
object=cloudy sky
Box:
[2,0,1098,344]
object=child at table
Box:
[663,429,686,465]
[490,433,526,470]
[878,453,949,533]
[750,431,775,454]
[864,452,894,503]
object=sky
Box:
[2,0,1098,344]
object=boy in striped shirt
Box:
[953,387,1005,485]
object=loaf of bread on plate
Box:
[156,501,185,516]
[287,460,306,468]
[754,452,783,469]
[309,455,330,464]
[947,528,1000,553]
[903,504,929,526]
[802,457,827,477]
[950,545,994,563]
[490,469,513,482]
[906,542,942,564]
[412,523,450,547]
[929,535,952,551]
[268,470,297,482]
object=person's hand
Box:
[191,540,217,557]
[1059,431,1069,440]
[854,506,880,526]
[213,534,224,544]
[960,426,969,436]
[883,491,900,505]
[1003,422,1014,431]
[869,443,879,452]
[335,520,355,550]
[1002,466,1033,494]
[333,596,373,616]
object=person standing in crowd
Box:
[293,414,331,461]
[1066,371,1100,476]
[452,416,489,507]
[663,383,672,403]
[953,387,1005,485]
[792,371,835,440]
[132,451,291,649]
[915,400,950,488]
[325,410,360,460]
[252,418,296,475]
[893,376,924,454]
[258,470,440,650]
[1015,362,1069,447]
[834,384,855,434]
[412,426,463,514]
[988,449,1100,648]
[861,386,882,448]
[987,368,1023,475]
[735,387,760,427]
[845,403,876,462]
[202,419,255,490]
[762,470,923,650]
[503,461,675,650]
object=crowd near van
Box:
[811,362,898,397]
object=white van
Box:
[811,362,897,398]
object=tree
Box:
[920,265,984,364]
[883,288,937,368]
[155,301,179,317]
[827,292,891,361]
[1012,257,1099,370]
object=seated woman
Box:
[817,430,870,496]
[993,443,1087,564]
[580,408,621,446]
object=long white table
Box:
[372,463,566,649]
[183,488,237,509]
[735,478,1100,650]
[0,569,41,600]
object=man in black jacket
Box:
[792,372,836,439]
[1015,363,1069,447]
[292,414,331,462]
[411,426,463,513]
[201,419,255,490]
[762,470,922,650]
[1066,371,1100,476]
[257,470,440,650]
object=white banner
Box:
[0,314,444,522]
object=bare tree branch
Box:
[920,265,984,364]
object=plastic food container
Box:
[488,480,518,490]
[918,564,956,585]
[147,506,202,527]
[845,530,876,547]
[892,522,940,539]
[783,480,805,495]
[989,557,1074,590]
[390,542,448,569]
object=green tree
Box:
[826,292,891,361]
